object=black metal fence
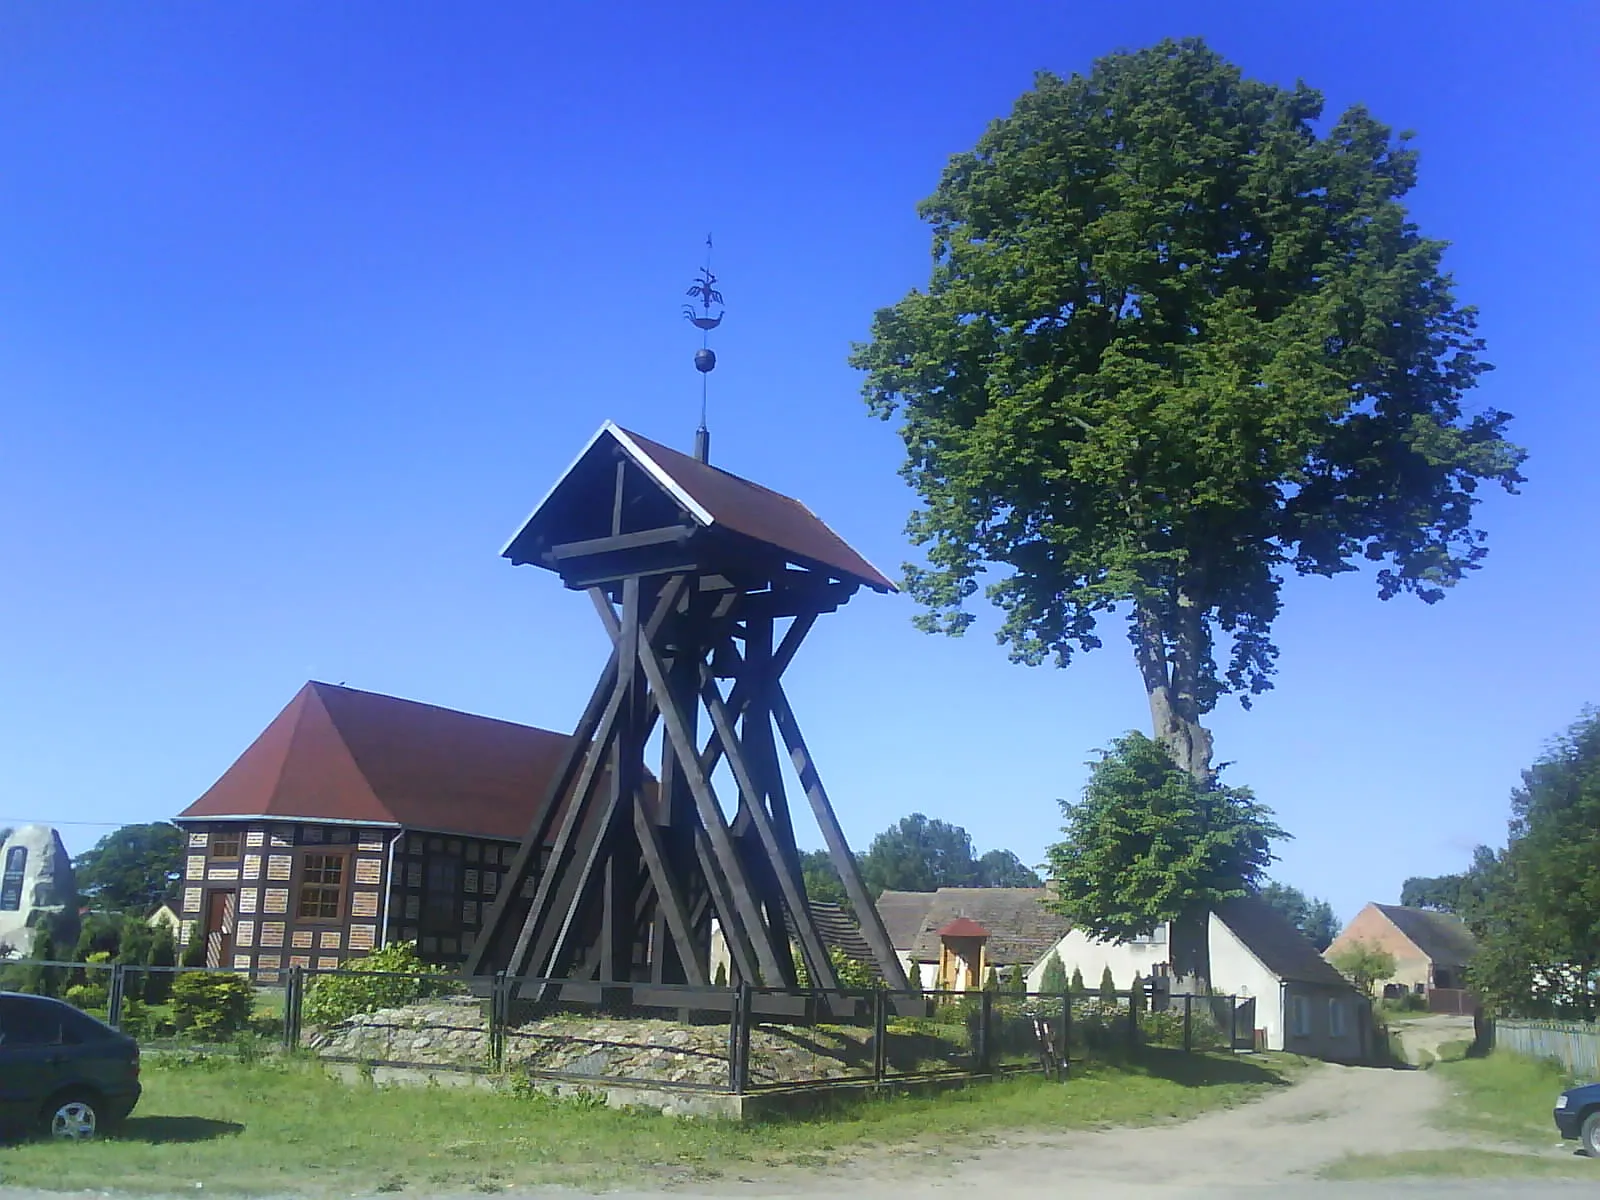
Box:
[1,958,1256,1094]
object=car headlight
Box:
[1556,1094,1569,1109]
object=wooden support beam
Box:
[631,805,708,987]
[636,630,787,986]
[549,525,695,561]
[502,577,685,982]
[696,611,816,781]
[589,587,765,986]
[600,575,643,982]
[466,645,619,977]
[698,667,835,990]
[770,680,911,991]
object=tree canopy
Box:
[72,822,185,914]
[853,38,1524,781]
[1400,874,1468,912]
[858,813,1041,894]
[1045,731,1284,986]
[1257,880,1341,950]
[1326,940,1396,997]
[1456,709,1600,1018]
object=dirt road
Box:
[577,1058,1593,1200]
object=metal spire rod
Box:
[683,233,723,463]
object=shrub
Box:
[302,942,447,1027]
[1003,963,1027,994]
[792,944,878,991]
[1068,965,1085,994]
[1098,965,1117,1003]
[171,971,254,1040]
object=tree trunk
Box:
[1131,600,1215,783]
[1131,596,1215,993]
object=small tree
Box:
[1047,732,1285,991]
[1327,940,1397,998]
[903,959,922,992]
[1129,971,1146,1016]
[1040,951,1069,994]
[19,921,63,997]
[983,965,1001,993]
[1098,965,1117,1003]
[180,927,207,968]
[713,961,729,989]
[1003,963,1027,994]
[144,924,176,1004]
[1069,965,1086,994]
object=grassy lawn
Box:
[1434,1049,1575,1148]
[0,1049,1299,1194]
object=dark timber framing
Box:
[466,424,908,999]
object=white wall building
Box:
[1026,896,1369,1062]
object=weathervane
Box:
[683,234,722,462]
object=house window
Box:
[1129,926,1168,946]
[1328,998,1346,1038]
[424,856,460,928]
[210,832,243,860]
[296,854,346,921]
[1433,968,1454,990]
[1290,994,1311,1038]
[0,846,26,911]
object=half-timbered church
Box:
[173,681,575,975]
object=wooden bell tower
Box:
[465,422,909,997]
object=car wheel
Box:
[45,1095,100,1141]
[1582,1110,1600,1158]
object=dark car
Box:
[1554,1080,1600,1156]
[0,992,141,1140]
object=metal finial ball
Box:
[694,348,717,373]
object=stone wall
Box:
[306,997,891,1088]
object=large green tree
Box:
[1045,732,1284,986]
[72,822,185,914]
[858,813,1041,893]
[1258,880,1341,950]
[852,39,1524,781]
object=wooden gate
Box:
[1232,996,1257,1050]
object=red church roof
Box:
[177,682,575,841]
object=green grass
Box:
[1323,1149,1596,1180]
[0,1049,1300,1194]
[1433,1050,1575,1147]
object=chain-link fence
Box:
[0,958,1252,1092]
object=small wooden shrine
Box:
[465,422,909,998]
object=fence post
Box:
[284,966,304,1051]
[1058,991,1071,1069]
[1126,992,1138,1051]
[1183,994,1193,1053]
[977,990,993,1073]
[107,963,126,1030]
[729,983,752,1094]
[490,971,508,1072]
[872,986,888,1083]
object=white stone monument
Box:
[0,824,77,956]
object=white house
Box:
[1026,895,1369,1062]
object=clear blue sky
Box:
[3,2,1595,925]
